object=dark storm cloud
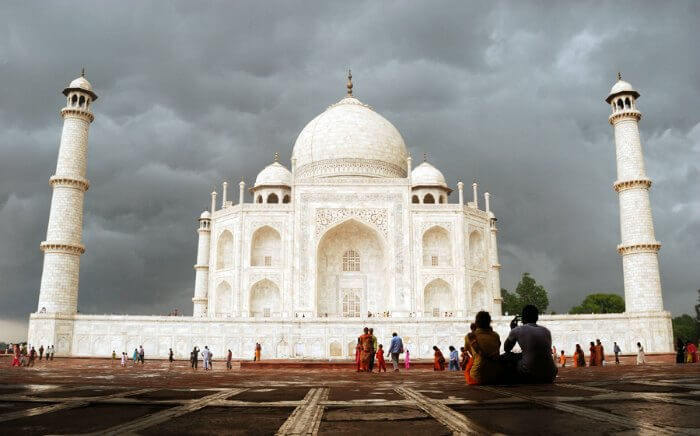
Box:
[1,1,698,339]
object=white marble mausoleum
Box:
[28,72,673,359]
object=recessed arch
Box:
[215,281,232,317]
[267,193,279,204]
[216,230,233,270]
[282,194,290,204]
[423,226,452,267]
[423,193,435,204]
[251,226,281,266]
[316,219,386,317]
[412,195,419,204]
[471,280,487,312]
[469,230,485,269]
[78,95,85,107]
[424,278,452,317]
[249,279,281,317]
[256,195,263,203]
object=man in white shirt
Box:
[201,346,211,371]
[503,305,557,383]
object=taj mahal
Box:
[28,71,673,359]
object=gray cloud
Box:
[1,1,698,339]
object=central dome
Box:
[292,95,408,179]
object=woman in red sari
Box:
[433,346,446,371]
[359,327,372,372]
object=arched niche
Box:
[469,230,485,269]
[283,194,291,204]
[215,281,232,317]
[422,226,452,267]
[316,219,386,317]
[424,278,452,317]
[267,193,279,203]
[471,280,488,312]
[423,193,435,204]
[216,230,233,270]
[412,195,419,204]
[249,279,281,317]
[251,226,281,267]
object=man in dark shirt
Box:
[503,305,557,383]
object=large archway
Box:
[422,226,452,267]
[249,279,281,317]
[316,219,386,317]
[215,281,232,317]
[471,280,488,313]
[216,230,233,270]
[423,278,452,317]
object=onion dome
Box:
[199,211,211,219]
[254,154,293,187]
[606,73,639,103]
[63,69,98,100]
[411,161,448,189]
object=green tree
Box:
[500,273,549,315]
[672,314,700,344]
[569,293,625,314]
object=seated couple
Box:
[465,305,557,385]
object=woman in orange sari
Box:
[466,312,503,385]
[359,327,372,372]
[573,344,585,367]
[433,346,446,371]
[355,339,362,372]
[588,341,597,366]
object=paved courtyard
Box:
[0,357,699,435]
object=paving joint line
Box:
[395,386,492,435]
[91,388,247,436]
[476,385,689,436]
[275,387,329,436]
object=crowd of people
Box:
[8,343,54,367]
[355,328,406,372]
[676,338,699,364]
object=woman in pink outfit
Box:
[404,349,410,369]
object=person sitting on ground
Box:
[459,347,468,370]
[433,346,446,371]
[466,312,503,385]
[503,305,557,384]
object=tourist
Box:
[255,343,262,362]
[588,342,597,366]
[28,346,36,367]
[11,344,20,367]
[573,344,585,367]
[613,342,621,364]
[459,347,468,370]
[226,349,232,369]
[201,346,211,371]
[168,348,174,364]
[386,332,403,372]
[503,305,557,384]
[139,345,145,364]
[636,342,646,365]
[463,323,477,384]
[404,349,410,370]
[375,345,387,372]
[132,348,139,364]
[595,339,605,366]
[39,345,44,361]
[191,347,199,369]
[447,346,459,371]
[686,341,698,363]
[111,350,116,361]
[433,346,446,371]
[359,327,372,372]
[120,352,126,367]
[465,312,502,384]
[676,338,685,364]
[49,345,54,360]
[208,349,213,370]
[551,346,557,364]
[368,328,377,372]
[355,339,362,372]
[559,350,566,367]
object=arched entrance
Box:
[249,279,281,318]
[423,278,452,317]
[316,219,386,317]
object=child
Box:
[375,344,387,372]
[559,350,566,367]
[120,352,126,367]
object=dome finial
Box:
[274,152,279,162]
[81,67,85,77]
[423,152,427,163]
[617,71,622,81]
[346,69,353,96]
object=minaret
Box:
[606,74,663,312]
[36,72,97,314]
[485,192,502,315]
[192,211,211,317]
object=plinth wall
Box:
[28,311,673,360]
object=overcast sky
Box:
[1,1,698,341]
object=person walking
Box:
[448,346,459,371]
[433,346,446,371]
[28,347,36,367]
[595,339,605,366]
[559,350,566,367]
[191,347,199,370]
[168,348,174,365]
[636,342,646,365]
[573,344,585,367]
[386,332,403,372]
[404,349,410,370]
[49,345,54,360]
[676,338,685,364]
[588,342,597,366]
[613,342,621,364]
[226,349,232,370]
[121,352,127,367]
[11,344,21,367]
[201,346,211,371]
[254,343,262,362]
[132,348,139,364]
[358,327,372,372]
[139,345,145,365]
[368,328,377,373]
[39,345,44,361]
[375,345,387,372]
[355,339,362,372]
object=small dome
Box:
[605,78,639,103]
[254,161,292,187]
[69,76,93,92]
[411,162,447,188]
[199,211,211,219]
